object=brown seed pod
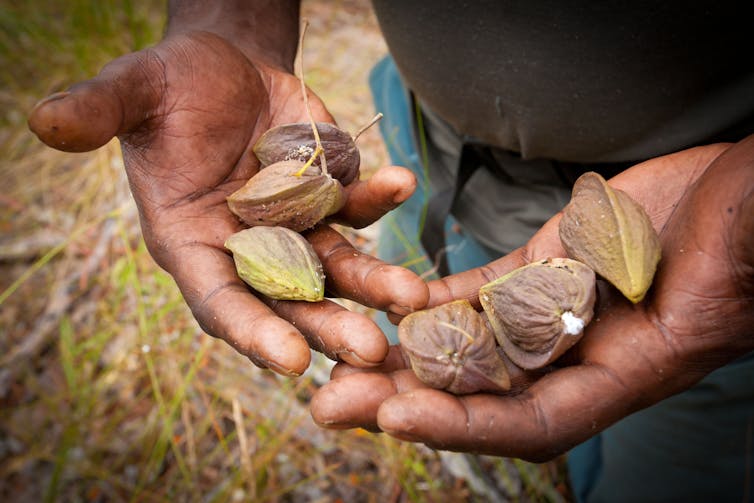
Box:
[227,160,345,232]
[224,226,325,302]
[559,171,661,303]
[253,122,360,185]
[398,299,511,394]
[479,258,596,370]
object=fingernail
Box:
[388,303,414,317]
[382,428,421,443]
[337,350,380,368]
[315,419,358,430]
[392,186,414,204]
[266,360,303,377]
[37,91,70,106]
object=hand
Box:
[28,29,428,376]
[311,135,754,461]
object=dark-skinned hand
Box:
[27,29,427,376]
[311,135,754,462]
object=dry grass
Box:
[0,1,570,501]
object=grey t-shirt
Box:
[372,0,754,162]
[371,1,754,253]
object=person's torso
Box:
[372,0,754,163]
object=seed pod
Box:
[398,299,511,394]
[253,122,360,185]
[559,171,661,303]
[479,258,596,370]
[225,226,325,302]
[227,160,345,232]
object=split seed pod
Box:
[558,171,661,303]
[479,258,596,370]
[398,299,511,394]
[253,122,360,185]
[227,160,345,232]
[225,226,325,302]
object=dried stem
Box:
[297,19,328,175]
[294,145,323,177]
[353,112,383,142]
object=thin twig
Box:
[232,397,256,500]
[298,18,328,175]
[353,112,383,142]
[0,229,67,261]
[294,145,323,177]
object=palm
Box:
[29,30,428,376]
[119,32,321,256]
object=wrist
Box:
[165,0,300,72]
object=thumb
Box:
[28,49,163,152]
[422,215,566,310]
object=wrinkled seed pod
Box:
[559,171,661,303]
[479,258,596,370]
[253,122,360,185]
[225,226,325,302]
[398,299,511,394]
[227,160,345,232]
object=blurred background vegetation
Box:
[0,1,570,501]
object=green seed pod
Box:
[225,226,325,302]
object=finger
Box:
[333,165,417,228]
[305,225,430,316]
[375,305,698,462]
[263,297,389,367]
[166,242,312,377]
[28,49,163,152]
[330,345,410,379]
[331,344,549,389]
[330,349,546,392]
[311,369,424,431]
[315,346,551,430]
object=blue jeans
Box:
[369,55,754,502]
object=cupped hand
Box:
[311,135,754,461]
[28,30,427,376]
